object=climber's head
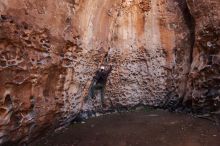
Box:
[100,66,105,71]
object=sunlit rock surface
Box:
[0,0,219,144]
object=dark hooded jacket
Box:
[93,66,112,85]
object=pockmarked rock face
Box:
[184,0,220,112]
[0,0,219,144]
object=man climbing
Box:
[88,65,112,107]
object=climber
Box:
[88,65,112,107]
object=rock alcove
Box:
[0,0,219,145]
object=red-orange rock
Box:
[184,0,220,112]
[0,0,219,144]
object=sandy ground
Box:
[30,110,220,146]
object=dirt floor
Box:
[30,110,220,146]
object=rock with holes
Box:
[0,0,219,144]
[183,0,220,113]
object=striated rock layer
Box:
[0,0,219,144]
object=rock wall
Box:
[184,0,220,113]
[0,0,219,144]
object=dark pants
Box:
[88,82,105,106]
